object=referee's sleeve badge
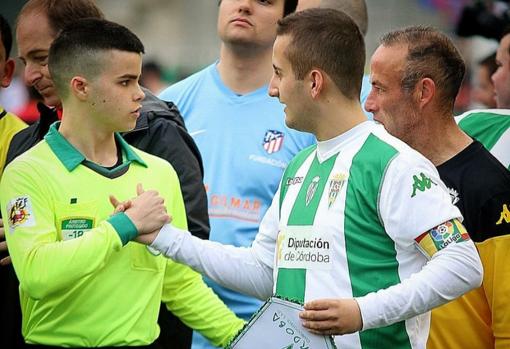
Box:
[6,196,36,233]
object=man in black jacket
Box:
[2,1,210,348]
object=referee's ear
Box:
[70,76,90,101]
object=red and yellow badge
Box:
[415,219,470,258]
[7,196,36,232]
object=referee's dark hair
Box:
[49,18,144,99]
[218,0,298,17]
[0,14,12,59]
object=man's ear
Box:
[415,77,435,109]
[0,58,15,88]
[309,69,324,99]
[70,76,89,100]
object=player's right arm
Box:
[144,190,282,301]
[0,161,167,300]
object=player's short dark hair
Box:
[49,18,144,99]
[0,14,12,58]
[277,8,365,100]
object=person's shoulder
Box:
[369,124,435,170]
[2,111,27,130]
[3,140,50,177]
[159,64,214,101]
[456,108,510,123]
[131,146,176,173]
[460,142,510,185]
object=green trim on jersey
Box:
[275,152,338,302]
[279,144,317,211]
[107,212,138,245]
[45,122,146,172]
[0,133,243,347]
[458,112,510,151]
[344,134,411,349]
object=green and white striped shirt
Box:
[153,121,482,349]
[457,109,510,170]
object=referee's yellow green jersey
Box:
[0,122,243,347]
[0,107,26,178]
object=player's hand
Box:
[109,195,132,214]
[135,229,164,245]
[122,184,170,234]
[0,219,12,266]
[299,298,363,336]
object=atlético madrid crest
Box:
[263,130,284,154]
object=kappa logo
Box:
[7,196,36,232]
[496,204,510,225]
[305,176,320,206]
[411,172,437,198]
[286,176,303,186]
[328,173,347,208]
[447,187,460,205]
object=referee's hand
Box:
[119,184,170,235]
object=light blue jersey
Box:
[159,63,315,349]
[361,74,373,120]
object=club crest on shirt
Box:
[262,130,284,154]
[305,176,320,206]
[7,196,36,233]
[328,173,347,208]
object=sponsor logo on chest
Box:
[277,226,332,270]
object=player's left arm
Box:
[300,155,483,335]
[356,156,483,331]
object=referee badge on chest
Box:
[61,218,94,240]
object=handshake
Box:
[110,183,171,245]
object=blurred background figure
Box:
[472,52,498,108]
[140,60,168,95]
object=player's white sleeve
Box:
[356,240,482,330]
[150,191,281,300]
[357,151,483,330]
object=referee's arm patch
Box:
[414,219,470,258]
[6,196,36,233]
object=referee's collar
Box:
[45,121,147,172]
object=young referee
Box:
[0,18,243,348]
